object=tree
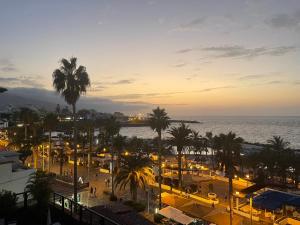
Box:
[215,132,243,225]
[190,131,202,155]
[168,123,191,190]
[115,155,154,201]
[26,170,53,209]
[267,136,290,151]
[52,57,90,203]
[113,134,127,170]
[43,113,59,172]
[205,132,215,168]
[103,116,121,198]
[149,107,170,209]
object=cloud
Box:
[172,17,206,32]
[111,79,135,85]
[0,75,44,88]
[238,72,280,81]
[173,63,186,68]
[196,85,235,93]
[92,79,135,90]
[202,45,297,59]
[104,91,184,100]
[175,48,194,54]
[293,80,300,85]
[266,10,300,29]
[0,58,17,72]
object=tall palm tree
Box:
[216,132,243,225]
[113,134,127,171]
[52,57,90,203]
[205,132,215,168]
[18,107,39,140]
[149,107,170,209]
[168,123,191,190]
[43,113,59,172]
[104,116,121,198]
[190,131,202,155]
[115,155,154,201]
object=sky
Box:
[0,0,300,116]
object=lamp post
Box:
[42,144,45,171]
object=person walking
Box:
[93,187,97,197]
[90,186,93,197]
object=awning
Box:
[159,206,194,225]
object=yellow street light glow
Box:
[77,144,80,148]
[66,142,69,146]
[246,174,250,179]
[234,175,238,179]
[125,151,129,156]
[235,191,240,195]
[162,163,165,168]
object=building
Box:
[0,119,8,129]
[0,151,35,194]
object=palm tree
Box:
[267,136,290,151]
[149,107,170,208]
[168,123,191,190]
[104,116,121,198]
[113,134,127,171]
[205,132,215,168]
[43,113,59,172]
[26,170,53,209]
[17,107,39,140]
[190,131,202,155]
[115,155,154,201]
[52,57,90,203]
[216,132,243,225]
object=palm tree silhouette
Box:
[52,57,90,203]
[103,116,120,199]
[115,155,154,201]
[149,107,170,209]
[267,135,290,151]
[215,132,243,225]
[168,123,191,190]
[43,113,59,172]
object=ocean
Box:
[120,116,300,149]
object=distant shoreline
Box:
[120,119,201,127]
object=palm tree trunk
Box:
[87,127,92,181]
[228,171,233,225]
[60,147,63,176]
[111,145,115,197]
[72,104,78,203]
[158,130,162,209]
[178,149,182,190]
[48,130,51,173]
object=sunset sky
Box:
[0,0,300,116]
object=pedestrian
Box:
[104,178,107,187]
[212,202,215,208]
[90,186,93,197]
[107,178,110,187]
[93,187,97,197]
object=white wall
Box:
[0,163,35,194]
